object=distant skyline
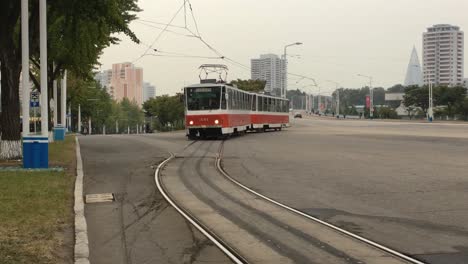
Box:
[98,0,468,96]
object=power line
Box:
[133,0,189,63]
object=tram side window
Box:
[253,95,257,111]
[263,97,268,112]
[221,87,227,109]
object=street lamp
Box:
[326,80,340,117]
[282,42,303,98]
[357,74,374,119]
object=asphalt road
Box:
[79,133,230,264]
[222,117,468,264]
[161,140,411,264]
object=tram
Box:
[184,65,289,139]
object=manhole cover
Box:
[85,193,115,204]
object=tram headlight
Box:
[189,120,194,125]
[214,119,219,125]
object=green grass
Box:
[0,136,76,264]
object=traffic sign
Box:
[30,91,40,108]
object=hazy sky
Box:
[99,0,468,96]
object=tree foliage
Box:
[0,0,140,158]
[404,85,467,117]
[230,79,266,93]
[143,95,185,131]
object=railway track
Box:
[155,140,426,264]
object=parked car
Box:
[294,113,302,118]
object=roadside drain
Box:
[85,193,115,204]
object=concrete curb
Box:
[74,137,90,264]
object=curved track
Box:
[156,140,426,264]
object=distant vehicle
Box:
[294,113,302,118]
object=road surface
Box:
[222,117,468,264]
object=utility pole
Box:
[78,104,82,133]
[116,120,119,134]
[89,117,92,135]
[40,0,48,138]
[21,0,30,136]
[61,70,67,129]
[428,81,433,122]
[282,42,303,98]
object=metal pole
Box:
[53,70,57,127]
[370,78,374,119]
[61,70,67,127]
[103,124,106,135]
[21,0,30,136]
[283,47,287,98]
[39,0,48,137]
[78,104,82,133]
[89,117,92,135]
[336,89,340,117]
[116,120,119,134]
[127,126,130,134]
[428,81,433,122]
[68,105,71,132]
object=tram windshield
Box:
[186,87,221,110]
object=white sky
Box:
[98,0,468,96]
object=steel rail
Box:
[155,152,248,264]
[215,141,426,264]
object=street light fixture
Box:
[282,42,303,98]
[357,74,374,119]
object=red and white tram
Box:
[184,82,289,139]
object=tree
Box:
[0,0,140,159]
[0,2,22,159]
[230,79,266,93]
[403,86,429,114]
[455,98,468,121]
[143,95,184,131]
[377,107,398,119]
[387,84,406,93]
[435,86,467,117]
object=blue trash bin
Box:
[53,127,66,141]
[23,136,49,169]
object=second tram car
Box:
[184,82,289,139]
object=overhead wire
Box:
[133,0,189,63]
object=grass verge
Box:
[0,135,76,264]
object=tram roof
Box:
[184,83,288,100]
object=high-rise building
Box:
[94,69,112,89]
[143,82,156,102]
[423,24,464,87]
[404,47,423,86]
[110,62,143,105]
[251,54,286,96]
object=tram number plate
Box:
[200,118,209,122]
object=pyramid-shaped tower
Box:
[404,47,423,86]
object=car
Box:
[294,113,302,118]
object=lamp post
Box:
[326,80,340,117]
[428,80,434,122]
[282,42,303,98]
[357,74,374,119]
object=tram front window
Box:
[186,87,221,110]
